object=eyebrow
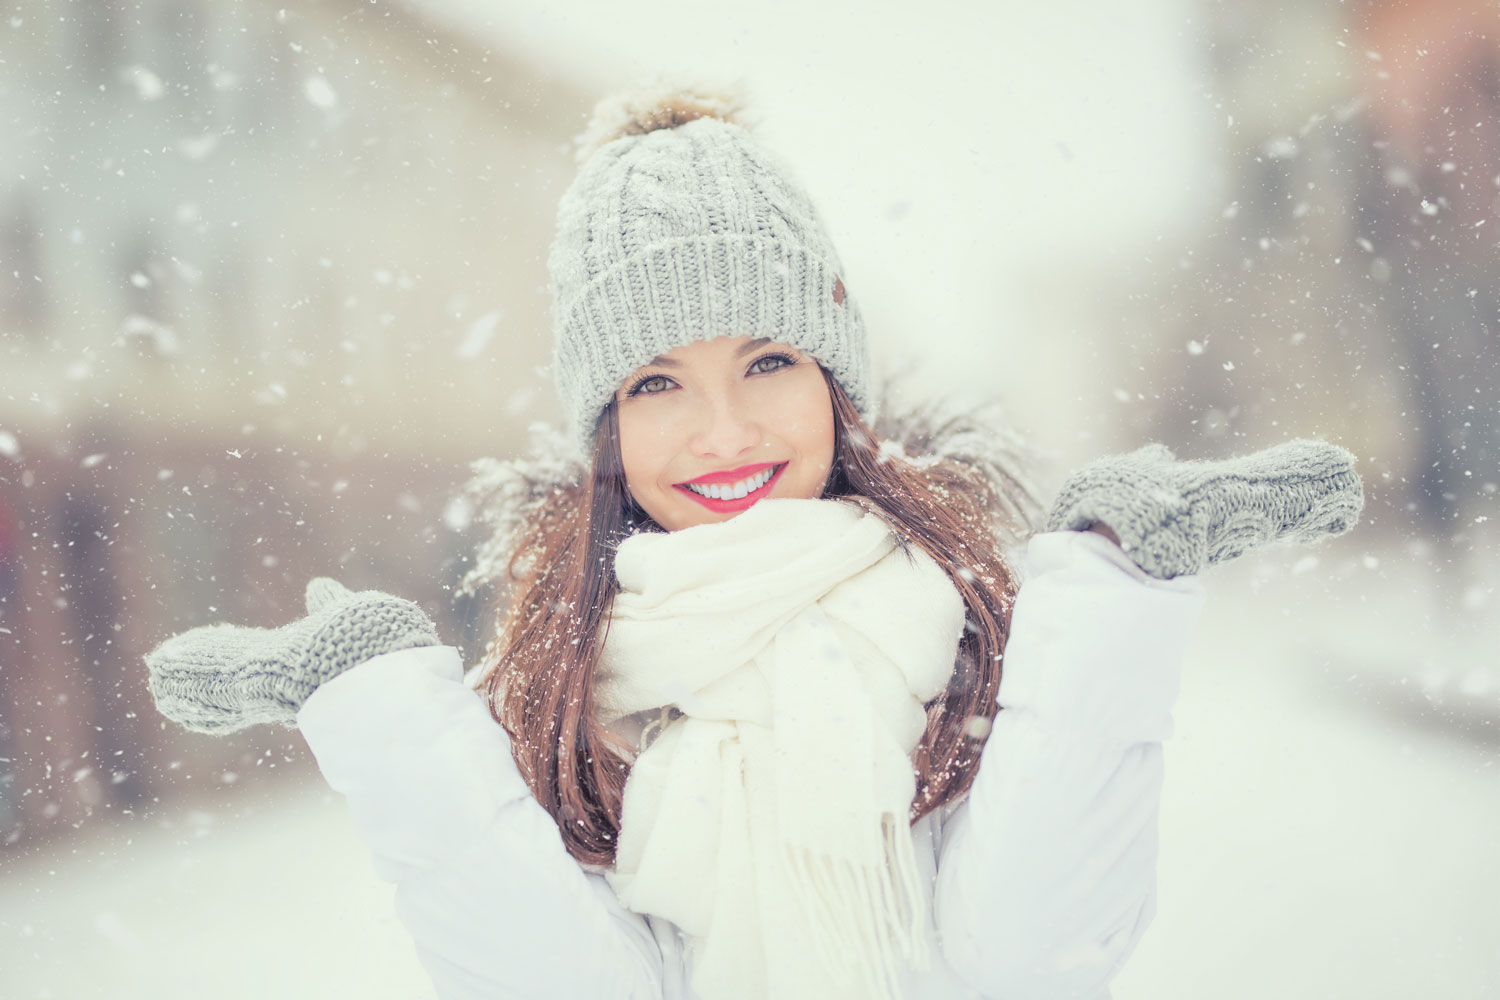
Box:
[643,337,774,368]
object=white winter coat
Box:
[297,529,1205,1000]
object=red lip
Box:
[679,461,782,486]
[674,463,786,512]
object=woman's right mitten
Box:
[1045,438,1364,580]
[145,577,439,734]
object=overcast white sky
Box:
[408,0,1221,433]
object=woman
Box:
[146,87,1364,1000]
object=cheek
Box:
[615,413,652,490]
[782,379,834,456]
[617,408,682,492]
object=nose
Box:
[689,386,764,460]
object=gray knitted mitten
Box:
[145,578,440,734]
[1045,438,1364,580]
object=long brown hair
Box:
[479,368,1036,867]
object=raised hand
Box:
[1045,438,1364,580]
[145,578,440,734]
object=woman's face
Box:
[613,335,836,532]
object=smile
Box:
[675,463,786,511]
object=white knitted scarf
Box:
[595,497,967,1000]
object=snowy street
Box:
[4,540,1496,999]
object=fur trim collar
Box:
[453,383,1043,600]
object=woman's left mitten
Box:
[145,577,439,734]
[1046,438,1365,579]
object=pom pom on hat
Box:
[571,80,756,164]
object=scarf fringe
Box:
[782,813,929,1000]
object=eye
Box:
[625,373,675,397]
[749,352,797,375]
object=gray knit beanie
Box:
[548,86,874,456]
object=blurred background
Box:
[1,0,1496,996]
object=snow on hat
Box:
[547,82,874,457]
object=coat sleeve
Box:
[933,529,1206,999]
[296,645,663,1000]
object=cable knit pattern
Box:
[1044,438,1365,580]
[549,110,872,456]
[145,578,440,734]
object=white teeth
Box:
[685,465,777,499]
